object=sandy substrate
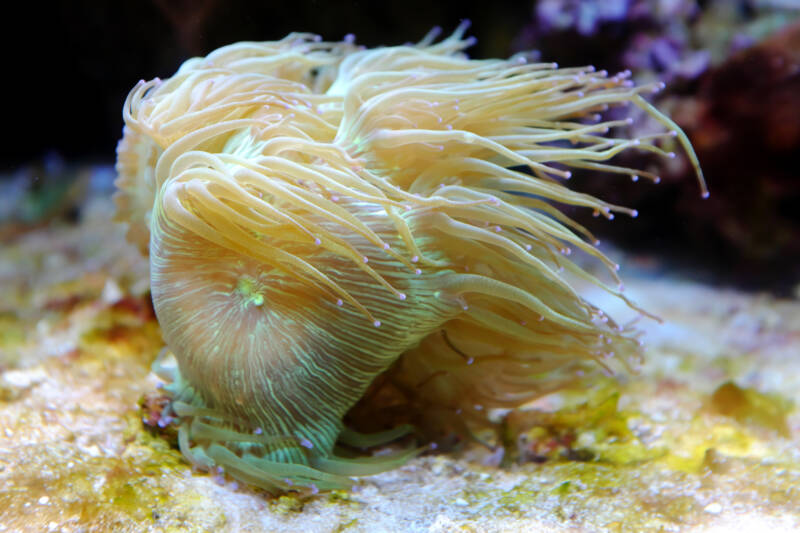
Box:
[1,199,798,532]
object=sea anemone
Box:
[115,23,706,493]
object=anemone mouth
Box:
[119,25,705,492]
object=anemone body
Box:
[115,26,704,492]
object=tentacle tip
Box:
[701,191,710,199]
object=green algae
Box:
[503,389,662,466]
[327,489,362,507]
[710,381,793,436]
[272,494,306,514]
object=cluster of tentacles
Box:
[115,24,705,493]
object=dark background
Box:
[2,0,534,170]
